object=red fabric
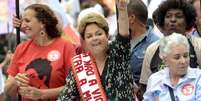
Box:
[7,37,76,101]
[63,25,80,44]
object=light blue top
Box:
[143,67,201,101]
[191,30,201,37]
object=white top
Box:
[0,69,4,94]
[143,67,201,101]
[142,0,166,18]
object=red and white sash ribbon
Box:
[72,53,108,101]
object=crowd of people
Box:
[0,0,201,101]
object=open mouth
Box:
[91,42,101,47]
[22,27,31,33]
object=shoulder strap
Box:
[167,86,176,101]
[187,38,199,68]
[150,47,162,73]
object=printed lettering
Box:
[95,98,103,101]
[89,79,97,86]
[84,64,94,76]
[83,53,89,57]
[79,79,87,86]
[86,70,94,76]
[85,65,93,71]
[83,60,92,65]
[92,89,103,100]
[73,57,82,67]
[75,65,84,73]
[83,90,92,101]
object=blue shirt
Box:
[191,29,201,37]
[143,67,201,101]
[130,28,159,83]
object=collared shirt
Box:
[143,67,201,101]
[130,28,159,83]
[131,34,146,50]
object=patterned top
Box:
[57,34,135,101]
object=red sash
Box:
[72,53,108,101]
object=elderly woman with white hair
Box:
[57,0,135,101]
[143,33,201,101]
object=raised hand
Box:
[116,0,130,37]
[116,0,129,11]
[12,15,22,28]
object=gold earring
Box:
[40,31,45,36]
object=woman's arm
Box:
[13,71,77,100]
[5,73,30,96]
[5,73,65,100]
[18,86,64,99]
[42,86,64,99]
[109,0,130,53]
[116,0,129,37]
[4,76,19,96]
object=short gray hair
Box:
[159,33,189,57]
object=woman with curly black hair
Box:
[156,0,196,35]
[139,0,201,99]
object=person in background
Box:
[101,0,118,41]
[139,0,201,98]
[57,0,135,100]
[151,8,164,38]
[4,4,76,101]
[143,33,201,101]
[0,68,3,101]
[0,51,13,101]
[190,0,201,37]
[127,0,159,100]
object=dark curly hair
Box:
[157,0,196,30]
[25,4,61,38]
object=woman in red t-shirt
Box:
[4,4,76,101]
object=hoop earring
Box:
[40,31,45,36]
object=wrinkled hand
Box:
[19,86,43,100]
[116,0,129,10]
[14,73,30,87]
[12,15,22,28]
